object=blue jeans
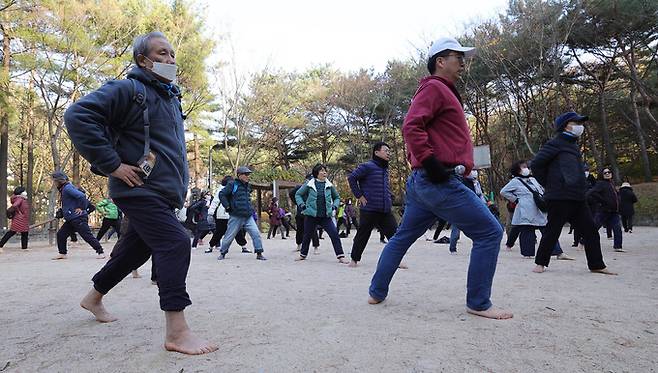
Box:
[595,212,623,249]
[369,170,503,311]
[448,225,460,252]
[220,215,263,254]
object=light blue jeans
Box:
[220,215,263,254]
[369,170,504,311]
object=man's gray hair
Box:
[132,31,167,65]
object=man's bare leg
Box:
[80,288,118,323]
[466,307,514,320]
[164,310,218,355]
[533,265,545,273]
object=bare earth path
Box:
[1,227,657,372]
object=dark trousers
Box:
[300,216,344,258]
[282,219,293,236]
[336,217,349,233]
[595,212,623,249]
[517,225,562,257]
[505,225,521,247]
[267,224,284,239]
[192,227,210,248]
[350,210,398,262]
[621,214,634,232]
[92,197,192,311]
[536,200,605,270]
[295,214,318,247]
[433,218,448,240]
[208,219,247,247]
[57,216,103,255]
[96,218,121,241]
[0,230,29,249]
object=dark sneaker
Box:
[204,248,213,253]
[218,253,226,260]
[256,253,267,261]
[434,236,450,244]
[242,247,252,253]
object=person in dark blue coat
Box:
[530,111,616,275]
[347,142,400,267]
[65,32,217,354]
[51,171,105,260]
[587,167,624,251]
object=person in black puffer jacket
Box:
[587,168,624,251]
[618,181,638,233]
[530,111,616,275]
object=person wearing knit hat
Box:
[618,181,638,233]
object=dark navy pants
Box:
[57,216,104,255]
[92,196,192,311]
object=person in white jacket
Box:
[500,160,573,260]
[205,176,250,254]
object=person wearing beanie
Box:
[618,181,638,233]
[368,37,512,320]
[51,171,105,260]
[0,186,31,251]
[295,163,348,263]
[530,111,616,275]
[217,166,266,260]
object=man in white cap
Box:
[368,37,513,320]
[217,166,266,260]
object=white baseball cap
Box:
[429,37,476,58]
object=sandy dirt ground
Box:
[1,226,657,372]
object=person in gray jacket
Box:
[500,160,573,260]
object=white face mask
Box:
[20,191,28,197]
[568,124,585,137]
[520,168,530,177]
[469,170,478,179]
[146,57,177,83]
[585,171,590,178]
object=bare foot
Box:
[80,289,118,323]
[532,265,545,273]
[591,268,618,275]
[504,246,513,252]
[368,296,383,305]
[337,257,349,264]
[348,260,358,267]
[313,248,320,255]
[556,253,575,260]
[151,280,157,285]
[96,253,106,259]
[466,307,513,320]
[294,256,306,261]
[131,270,141,278]
[164,311,218,355]
[523,256,534,259]
[52,254,68,260]
[398,262,409,269]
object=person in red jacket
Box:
[368,37,512,320]
[0,187,31,251]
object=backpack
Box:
[90,78,149,177]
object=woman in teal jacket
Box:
[295,164,348,263]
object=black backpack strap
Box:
[129,78,151,159]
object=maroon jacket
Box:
[9,195,30,233]
[402,76,474,172]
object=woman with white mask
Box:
[500,161,574,260]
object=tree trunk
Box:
[193,132,200,187]
[597,93,620,182]
[0,27,10,229]
[629,84,652,182]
